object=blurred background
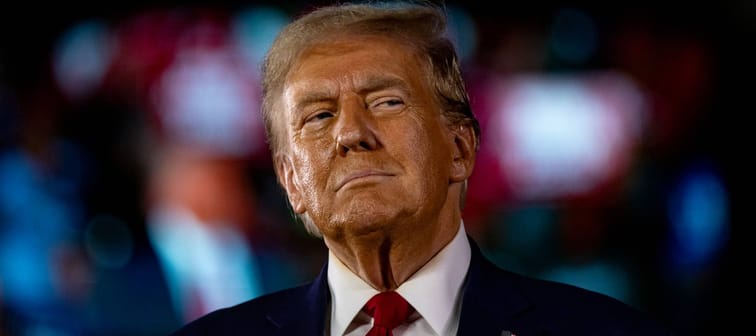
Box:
[0,0,747,335]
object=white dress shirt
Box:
[327,223,471,336]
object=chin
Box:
[318,190,420,237]
[327,208,402,238]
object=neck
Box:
[324,202,461,291]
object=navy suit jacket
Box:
[171,237,673,335]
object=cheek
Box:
[392,127,453,218]
[291,140,332,195]
[408,118,452,167]
[290,145,335,224]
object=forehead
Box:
[284,34,428,95]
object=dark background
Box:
[1,1,749,335]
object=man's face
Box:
[275,35,468,238]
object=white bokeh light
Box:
[488,72,647,200]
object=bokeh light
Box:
[0,1,741,335]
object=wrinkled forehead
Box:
[287,35,423,89]
[312,31,417,50]
[295,33,425,75]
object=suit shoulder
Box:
[169,284,312,336]
[510,271,672,334]
[515,272,632,308]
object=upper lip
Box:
[334,170,394,191]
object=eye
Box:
[382,99,403,106]
[371,98,405,111]
[305,111,334,124]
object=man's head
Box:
[261,2,479,238]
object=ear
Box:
[274,154,306,214]
[448,124,477,183]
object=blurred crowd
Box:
[0,1,746,335]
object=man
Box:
[171,2,674,335]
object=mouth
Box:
[335,171,394,191]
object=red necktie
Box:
[363,291,414,336]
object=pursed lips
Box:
[334,170,394,191]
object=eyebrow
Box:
[356,75,410,96]
[291,75,411,113]
[293,89,336,112]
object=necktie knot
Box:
[363,291,413,336]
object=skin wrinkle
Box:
[379,238,394,289]
[274,34,476,291]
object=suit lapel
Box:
[457,237,532,336]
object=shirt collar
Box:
[327,222,471,336]
[327,248,378,336]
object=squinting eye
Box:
[381,99,402,106]
[306,111,334,123]
[373,98,404,109]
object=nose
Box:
[334,97,379,156]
